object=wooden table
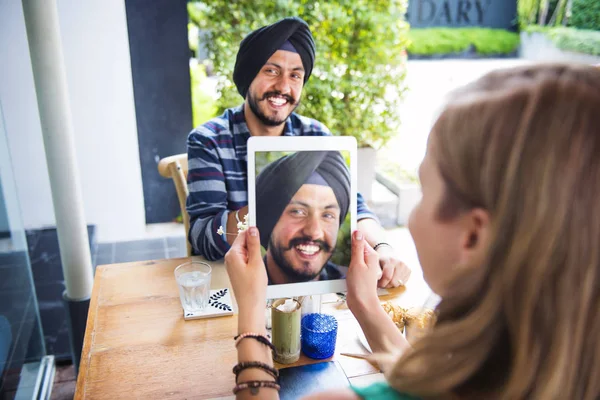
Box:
[75,253,432,399]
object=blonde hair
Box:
[387,64,600,399]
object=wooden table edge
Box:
[74,264,106,399]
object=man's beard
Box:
[247,90,299,127]
[269,235,334,282]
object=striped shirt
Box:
[186,105,377,260]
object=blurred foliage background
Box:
[518,0,600,56]
[188,0,410,150]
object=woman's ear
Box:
[459,208,490,269]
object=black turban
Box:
[255,151,350,249]
[233,17,316,98]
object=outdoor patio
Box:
[2,0,599,398]
[46,57,528,400]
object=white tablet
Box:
[247,136,358,299]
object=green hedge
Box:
[548,27,600,55]
[527,26,600,56]
[407,28,520,56]
[570,0,600,31]
[190,0,410,149]
[518,0,563,29]
[190,63,217,127]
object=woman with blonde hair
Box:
[224,63,600,399]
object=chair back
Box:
[158,154,192,256]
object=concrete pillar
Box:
[21,0,93,301]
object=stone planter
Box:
[396,184,422,226]
[357,146,377,203]
[520,32,600,64]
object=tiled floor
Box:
[50,364,76,400]
[94,235,187,266]
[26,226,98,362]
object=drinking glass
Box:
[174,261,212,313]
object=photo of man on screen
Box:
[256,151,350,284]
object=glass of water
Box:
[174,261,212,313]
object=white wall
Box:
[0,1,146,242]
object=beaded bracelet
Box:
[233,361,279,382]
[233,380,280,395]
[234,332,275,352]
[374,242,393,251]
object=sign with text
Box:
[407,0,517,30]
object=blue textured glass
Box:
[301,313,338,359]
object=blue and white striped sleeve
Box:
[357,192,379,223]
[186,130,231,260]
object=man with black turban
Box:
[186,17,411,288]
[256,151,350,283]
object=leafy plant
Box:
[547,27,600,55]
[570,0,600,31]
[407,28,520,56]
[518,0,568,29]
[382,166,419,185]
[187,0,410,149]
[518,0,538,29]
[524,25,600,55]
[190,63,218,127]
[255,151,294,176]
[330,213,352,267]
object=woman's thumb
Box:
[364,241,379,269]
[246,227,262,263]
[351,230,366,264]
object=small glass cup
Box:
[300,295,322,317]
[174,261,212,313]
[301,313,338,359]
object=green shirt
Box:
[352,383,421,400]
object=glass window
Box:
[0,101,49,399]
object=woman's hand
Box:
[376,246,412,289]
[346,230,382,317]
[346,230,410,356]
[224,227,268,332]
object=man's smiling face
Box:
[246,50,304,127]
[268,184,341,282]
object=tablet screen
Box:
[247,137,357,298]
